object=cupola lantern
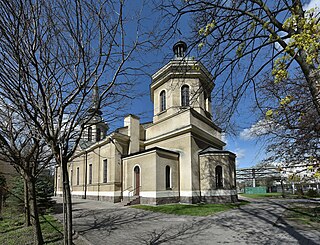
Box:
[173,40,187,59]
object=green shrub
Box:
[306,189,319,198]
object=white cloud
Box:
[240,120,274,140]
[275,31,289,51]
[221,132,228,145]
[234,148,245,159]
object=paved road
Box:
[53,197,320,245]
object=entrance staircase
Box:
[121,186,141,206]
[121,196,140,206]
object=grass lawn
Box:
[0,202,63,245]
[132,201,249,216]
[285,203,320,229]
[239,193,285,199]
[238,193,302,199]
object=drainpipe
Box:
[54,166,58,196]
[98,146,100,201]
[121,158,123,201]
[178,155,180,202]
[84,151,88,199]
[198,154,201,202]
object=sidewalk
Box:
[53,197,320,245]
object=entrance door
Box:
[134,166,140,196]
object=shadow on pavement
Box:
[134,219,210,245]
[52,198,320,245]
[208,199,319,245]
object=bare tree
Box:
[155,0,320,117]
[0,174,6,220]
[0,102,53,244]
[154,0,320,174]
[0,0,146,244]
[256,74,319,177]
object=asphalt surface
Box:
[53,197,320,245]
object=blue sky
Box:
[104,0,319,169]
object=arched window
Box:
[204,90,211,111]
[215,166,223,188]
[96,128,101,142]
[160,90,166,111]
[88,127,92,141]
[181,85,190,106]
[165,165,171,190]
[204,91,208,111]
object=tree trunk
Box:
[280,179,285,198]
[28,176,44,245]
[0,187,3,220]
[24,178,31,226]
[62,161,73,245]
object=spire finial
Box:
[93,84,99,109]
[88,83,102,116]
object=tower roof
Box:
[88,85,102,116]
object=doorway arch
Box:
[134,166,140,196]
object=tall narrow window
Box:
[160,90,166,111]
[204,91,211,111]
[88,127,92,141]
[96,128,101,142]
[89,164,92,184]
[103,159,108,183]
[204,91,208,111]
[76,167,79,185]
[70,170,73,186]
[215,166,223,188]
[181,85,190,106]
[165,165,171,190]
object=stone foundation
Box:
[179,196,194,204]
[58,193,238,205]
[200,194,238,203]
[66,194,121,203]
[140,196,180,205]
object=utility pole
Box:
[252,168,256,187]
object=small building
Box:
[55,41,237,204]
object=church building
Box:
[55,41,237,205]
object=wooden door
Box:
[134,166,140,196]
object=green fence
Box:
[244,186,267,194]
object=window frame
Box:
[76,167,80,186]
[70,169,73,186]
[88,127,92,141]
[181,85,190,107]
[215,165,223,189]
[103,159,108,183]
[165,165,171,190]
[88,164,93,185]
[96,128,101,142]
[160,90,166,112]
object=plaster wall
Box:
[145,134,192,196]
[67,141,123,199]
[153,77,208,122]
[155,152,179,193]
[122,152,157,195]
[199,153,236,191]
